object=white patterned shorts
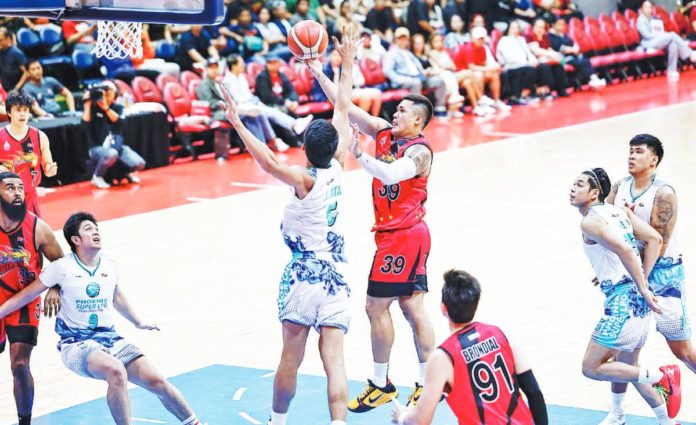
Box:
[59,338,144,378]
[592,284,651,352]
[278,258,351,333]
[655,294,692,341]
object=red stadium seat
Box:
[490,29,503,56]
[162,82,218,132]
[293,66,333,116]
[625,9,638,24]
[113,79,135,102]
[188,79,202,100]
[180,70,202,91]
[569,16,584,30]
[671,10,692,36]
[131,76,162,103]
[358,58,410,102]
[156,73,179,92]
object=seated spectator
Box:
[357,29,388,62]
[256,7,294,61]
[443,0,467,33]
[270,1,294,39]
[0,17,32,35]
[82,81,145,189]
[534,0,583,21]
[335,1,364,35]
[132,24,181,77]
[198,58,290,155]
[223,55,312,144]
[496,20,553,103]
[411,33,465,117]
[547,17,605,89]
[466,0,495,30]
[255,55,301,117]
[428,33,492,116]
[290,0,315,25]
[444,15,468,49]
[175,25,220,71]
[313,49,383,116]
[287,0,327,27]
[513,0,537,28]
[407,0,445,38]
[62,20,97,53]
[464,14,493,43]
[636,0,696,81]
[526,18,569,96]
[223,8,268,63]
[463,26,511,111]
[365,0,396,43]
[382,27,448,116]
[0,27,28,92]
[22,60,76,117]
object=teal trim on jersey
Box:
[629,175,656,203]
[73,253,102,277]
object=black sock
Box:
[18,414,31,425]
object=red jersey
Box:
[372,128,430,232]
[439,322,534,425]
[0,212,42,295]
[462,42,487,67]
[0,126,43,192]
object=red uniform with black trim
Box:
[0,212,43,353]
[439,322,534,425]
[0,126,44,217]
[367,128,431,297]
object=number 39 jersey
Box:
[281,159,346,262]
[439,322,534,425]
[371,128,431,232]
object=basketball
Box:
[288,20,329,61]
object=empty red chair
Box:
[162,82,215,132]
[131,76,162,103]
[188,79,202,100]
[584,16,601,32]
[569,16,584,30]
[612,11,628,25]
[625,9,638,24]
[293,66,332,116]
[359,58,410,102]
[180,70,201,91]
[490,29,503,56]
[156,73,179,92]
[671,10,692,36]
[113,79,135,101]
[654,6,679,33]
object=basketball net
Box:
[92,20,143,60]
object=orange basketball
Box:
[288,20,329,61]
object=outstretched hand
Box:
[217,82,243,128]
[349,123,362,158]
[332,25,360,63]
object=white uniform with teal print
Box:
[583,203,651,351]
[278,159,350,332]
[40,254,143,378]
[616,176,690,340]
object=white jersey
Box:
[583,203,640,291]
[40,253,120,339]
[615,176,682,264]
[281,159,346,263]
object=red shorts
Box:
[0,292,41,353]
[368,221,431,298]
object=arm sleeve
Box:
[516,370,548,425]
[39,258,67,288]
[357,154,417,185]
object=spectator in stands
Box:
[365,0,396,43]
[132,24,181,77]
[255,54,301,117]
[335,1,365,35]
[467,0,495,30]
[0,27,28,92]
[463,26,511,111]
[290,0,315,26]
[62,20,97,53]
[513,0,537,28]
[464,14,493,43]
[382,27,448,116]
[443,0,467,32]
[82,81,145,189]
[224,8,268,63]
[357,29,388,62]
[270,1,294,38]
[313,49,383,116]
[223,55,312,143]
[428,33,492,116]
[175,25,220,71]
[411,33,465,117]
[22,60,76,118]
[526,18,569,96]
[637,0,696,81]
[407,0,445,38]
[547,17,605,89]
[444,15,468,49]
[287,0,327,27]
[498,20,559,102]
[256,7,293,61]
[535,0,583,21]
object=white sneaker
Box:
[690,51,696,63]
[473,106,488,116]
[91,175,110,189]
[589,75,606,89]
[667,71,680,82]
[126,172,140,184]
[482,105,497,115]
[494,100,512,112]
[598,408,626,425]
[293,114,313,135]
[273,139,290,152]
[479,95,495,107]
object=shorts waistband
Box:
[291,251,347,263]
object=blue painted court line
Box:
[31,364,693,425]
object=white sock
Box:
[330,421,346,425]
[653,404,674,424]
[182,415,200,425]
[373,362,389,388]
[611,391,625,412]
[637,366,663,385]
[271,412,287,425]
[418,362,427,385]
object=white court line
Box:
[233,387,247,400]
[483,130,527,137]
[230,182,278,189]
[261,371,276,378]
[131,418,166,424]
[238,412,262,424]
[186,197,212,202]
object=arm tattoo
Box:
[607,181,620,204]
[651,187,677,246]
[405,145,432,176]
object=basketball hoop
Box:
[91,20,143,60]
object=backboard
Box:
[0,0,224,24]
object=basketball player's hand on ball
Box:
[349,123,362,158]
[217,83,243,128]
[136,322,161,331]
[44,162,58,177]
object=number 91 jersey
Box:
[439,322,534,425]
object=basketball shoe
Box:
[654,365,681,418]
[597,407,626,425]
[348,379,398,413]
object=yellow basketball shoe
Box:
[406,383,423,407]
[348,379,398,413]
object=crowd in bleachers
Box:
[0,0,696,187]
